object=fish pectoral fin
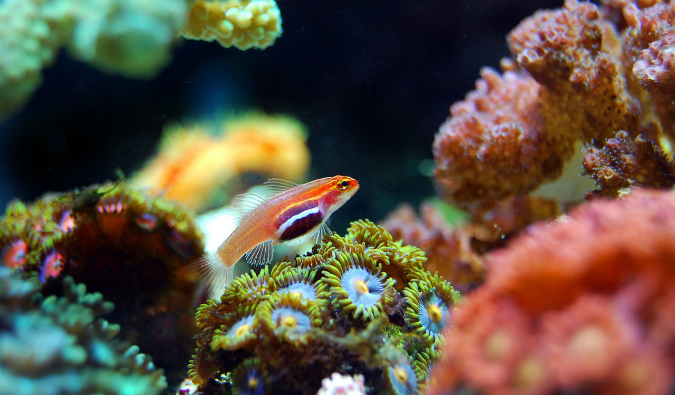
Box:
[313,223,332,245]
[193,252,234,299]
[244,240,274,266]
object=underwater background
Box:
[0,0,560,232]
[4,0,675,394]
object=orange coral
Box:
[133,111,310,212]
[425,189,675,394]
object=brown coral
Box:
[425,189,675,394]
[433,68,565,203]
[582,130,675,197]
[433,0,671,206]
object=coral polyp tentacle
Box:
[404,273,459,345]
[318,251,396,321]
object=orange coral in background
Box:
[433,0,675,207]
[381,198,560,293]
[132,111,310,212]
[425,189,675,394]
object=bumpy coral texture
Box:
[426,189,675,395]
[433,0,674,205]
[0,268,166,395]
[381,202,486,292]
[190,220,458,394]
[132,111,310,212]
[0,182,204,388]
[623,2,675,137]
[181,0,282,50]
[582,130,675,197]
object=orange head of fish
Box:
[320,175,359,211]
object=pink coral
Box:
[425,189,675,394]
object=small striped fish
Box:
[197,175,359,296]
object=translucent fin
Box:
[230,192,267,223]
[313,223,333,245]
[244,239,274,266]
[193,252,234,299]
[262,178,299,194]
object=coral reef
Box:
[426,189,675,394]
[433,0,675,206]
[132,111,310,212]
[582,130,675,197]
[181,0,282,50]
[381,199,561,292]
[0,181,204,387]
[0,267,166,394]
[0,0,283,119]
[189,220,459,394]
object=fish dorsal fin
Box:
[245,239,274,266]
[262,178,299,195]
[230,192,267,223]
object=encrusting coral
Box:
[0,0,283,119]
[0,267,166,394]
[433,0,675,207]
[0,181,204,387]
[132,111,310,212]
[425,189,675,394]
[189,220,459,394]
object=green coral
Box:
[403,272,460,345]
[0,267,166,394]
[0,0,188,118]
[319,250,396,321]
[190,219,458,394]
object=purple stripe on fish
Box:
[276,202,325,242]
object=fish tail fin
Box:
[193,252,234,300]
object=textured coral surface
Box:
[0,268,166,395]
[0,182,204,387]
[426,189,675,394]
[433,0,675,206]
[190,220,458,394]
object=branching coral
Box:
[132,111,310,212]
[426,189,675,394]
[0,181,204,387]
[433,0,675,206]
[190,220,458,394]
[0,268,166,394]
[181,0,282,50]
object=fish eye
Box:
[338,180,350,190]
